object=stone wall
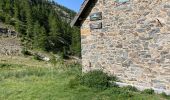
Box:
[81,0,170,92]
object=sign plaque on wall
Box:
[90,22,102,30]
[90,12,102,21]
[115,0,130,6]
[116,0,129,3]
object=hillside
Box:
[53,2,76,22]
[0,0,81,57]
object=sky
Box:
[54,0,84,12]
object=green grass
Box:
[0,62,169,100]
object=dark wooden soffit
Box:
[70,0,97,27]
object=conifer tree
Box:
[24,0,33,38]
[14,0,20,34]
[0,0,3,11]
[0,0,81,56]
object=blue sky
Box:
[54,0,84,12]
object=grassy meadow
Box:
[0,55,170,100]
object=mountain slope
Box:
[0,0,80,57]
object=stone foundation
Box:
[115,82,170,95]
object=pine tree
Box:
[14,0,20,34]
[33,21,46,48]
[4,0,11,14]
[48,11,59,36]
[24,0,34,48]
[71,27,81,57]
[0,0,3,11]
[0,0,81,56]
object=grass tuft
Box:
[141,89,155,95]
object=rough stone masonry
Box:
[71,0,170,94]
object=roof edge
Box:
[70,0,90,27]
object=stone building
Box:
[71,0,170,94]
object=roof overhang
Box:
[70,0,97,27]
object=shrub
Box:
[122,85,138,92]
[142,89,155,94]
[21,48,32,56]
[67,70,118,89]
[0,64,23,69]
[108,76,118,82]
[58,51,69,59]
[119,91,134,98]
[68,76,81,88]
[50,55,57,66]
[111,88,134,98]
[33,54,42,61]
[161,92,170,98]
[0,64,11,69]
[80,70,112,89]
[110,82,119,88]
[68,78,78,88]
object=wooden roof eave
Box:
[71,0,97,27]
